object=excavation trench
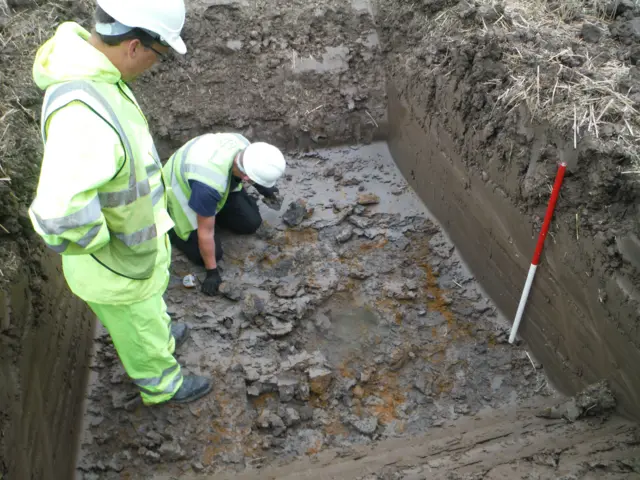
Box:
[2,0,640,478]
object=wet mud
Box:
[76,144,557,478]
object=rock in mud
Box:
[346,414,378,435]
[283,199,312,226]
[265,316,294,337]
[158,441,188,461]
[537,380,616,422]
[242,293,266,320]
[314,312,332,333]
[275,277,302,298]
[357,193,380,205]
[336,226,354,243]
[218,281,243,301]
[581,23,603,43]
[256,410,287,436]
[309,367,333,395]
[280,407,301,427]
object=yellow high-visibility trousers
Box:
[88,293,183,405]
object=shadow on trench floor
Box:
[77,142,559,479]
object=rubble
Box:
[257,410,287,436]
[357,193,381,205]
[242,292,267,320]
[537,380,616,422]
[283,199,313,226]
[308,368,333,395]
[336,226,354,243]
[346,414,378,435]
[218,281,243,301]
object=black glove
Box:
[202,268,222,296]
[254,184,279,198]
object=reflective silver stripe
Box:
[32,196,102,235]
[139,373,183,397]
[99,179,151,208]
[151,185,164,206]
[45,240,69,254]
[133,364,180,388]
[146,163,160,177]
[76,224,103,248]
[183,163,229,191]
[42,81,137,190]
[114,224,157,247]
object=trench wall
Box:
[0,251,95,479]
[386,82,640,421]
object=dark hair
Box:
[94,6,158,48]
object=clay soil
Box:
[1,0,639,479]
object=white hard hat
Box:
[241,142,286,188]
[97,0,187,54]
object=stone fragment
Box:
[314,312,332,333]
[265,316,294,337]
[352,385,364,398]
[218,281,243,301]
[277,375,299,402]
[537,380,616,422]
[283,199,312,226]
[275,278,302,298]
[256,410,287,436]
[308,367,333,395]
[336,226,353,243]
[242,293,266,320]
[346,414,378,435]
[348,215,370,229]
[281,407,301,427]
[158,441,188,461]
[357,193,380,205]
[341,174,362,186]
[581,23,603,43]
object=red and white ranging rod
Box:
[509,162,567,344]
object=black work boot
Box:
[171,322,190,349]
[170,375,212,404]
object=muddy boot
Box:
[170,322,190,349]
[170,375,212,404]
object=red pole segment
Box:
[509,162,567,344]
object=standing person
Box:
[28,0,212,405]
[164,133,286,295]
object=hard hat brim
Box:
[166,35,187,54]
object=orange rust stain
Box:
[250,392,277,412]
[284,228,318,245]
[306,438,323,455]
[394,312,403,325]
[359,237,388,251]
[325,420,348,436]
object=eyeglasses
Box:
[142,31,170,59]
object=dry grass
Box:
[391,0,640,167]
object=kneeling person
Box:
[165,133,286,295]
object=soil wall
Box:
[0,251,95,479]
[0,2,96,478]
[381,3,640,420]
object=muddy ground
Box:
[77,144,558,478]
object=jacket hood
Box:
[33,22,121,90]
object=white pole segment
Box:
[508,264,538,344]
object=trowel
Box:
[262,193,284,211]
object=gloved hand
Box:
[201,268,222,296]
[254,184,279,198]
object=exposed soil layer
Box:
[379,0,640,420]
[0,2,96,479]
[134,0,386,157]
[77,144,559,478]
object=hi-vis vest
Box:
[33,80,162,280]
[164,133,248,241]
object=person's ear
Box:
[127,39,142,59]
